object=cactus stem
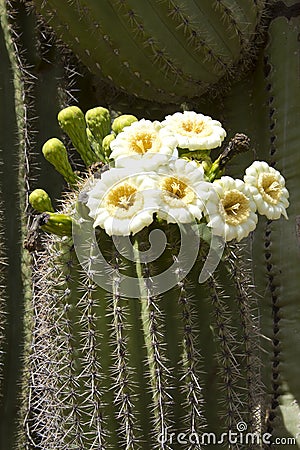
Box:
[134,239,172,448]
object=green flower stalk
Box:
[39,212,72,236]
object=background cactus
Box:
[0,0,299,449]
[29,0,267,104]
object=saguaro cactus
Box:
[0,1,299,449]
[30,0,267,103]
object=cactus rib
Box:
[226,243,264,434]
[207,275,245,436]
[134,239,173,448]
[111,255,138,449]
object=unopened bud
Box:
[29,189,54,213]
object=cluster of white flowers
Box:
[86,111,289,241]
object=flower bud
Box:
[58,106,97,167]
[85,107,111,142]
[102,134,116,158]
[112,114,138,134]
[42,138,78,185]
[29,189,54,213]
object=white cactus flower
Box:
[156,158,211,224]
[244,161,289,220]
[86,168,157,236]
[161,111,226,151]
[206,176,258,242]
[110,119,178,171]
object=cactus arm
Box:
[32,0,176,102]
[31,0,266,102]
[109,0,225,79]
[262,15,300,442]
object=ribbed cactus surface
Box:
[31,0,267,103]
[27,209,265,449]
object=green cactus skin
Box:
[0,2,33,449]
[31,0,267,103]
[0,1,77,448]
[1,1,299,450]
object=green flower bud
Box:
[85,107,111,142]
[42,138,78,185]
[102,133,116,158]
[58,106,97,167]
[41,212,72,237]
[29,189,54,213]
[112,114,138,134]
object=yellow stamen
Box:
[161,177,195,203]
[130,132,155,154]
[258,173,282,204]
[221,190,250,225]
[181,119,204,135]
[105,183,137,213]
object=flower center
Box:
[161,177,195,203]
[221,189,250,225]
[179,119,209,137]
[129,131,156,154]
[258,173,282,204]
[105,183,137,212]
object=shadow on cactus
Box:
[27,105,291,449]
